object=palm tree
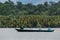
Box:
[37,22,41,30]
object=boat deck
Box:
[16,28,54,32]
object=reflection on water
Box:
[0,28,60,40]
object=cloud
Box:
[0,0,59,5]
[18,0,59,5]
[0,0,8,3]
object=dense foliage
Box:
[0,0,60,15]
[0,15,60,28]
[0,0,60,28]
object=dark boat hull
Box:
[16,29,54,32]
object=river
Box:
[0,28,60,40]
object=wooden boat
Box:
[16,28,54,32]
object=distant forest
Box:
[0,0,60,15]
[0,0,60,28]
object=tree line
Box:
[0,0,60,28]
[0,0,60,15]
[0,15,60,28]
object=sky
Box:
[0,0,59,5]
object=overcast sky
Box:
[0,0,59,5]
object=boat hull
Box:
[16,29,54,32]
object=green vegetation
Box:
[0,0,60,28]
[0,0,60,15]
[0,15,60,28]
